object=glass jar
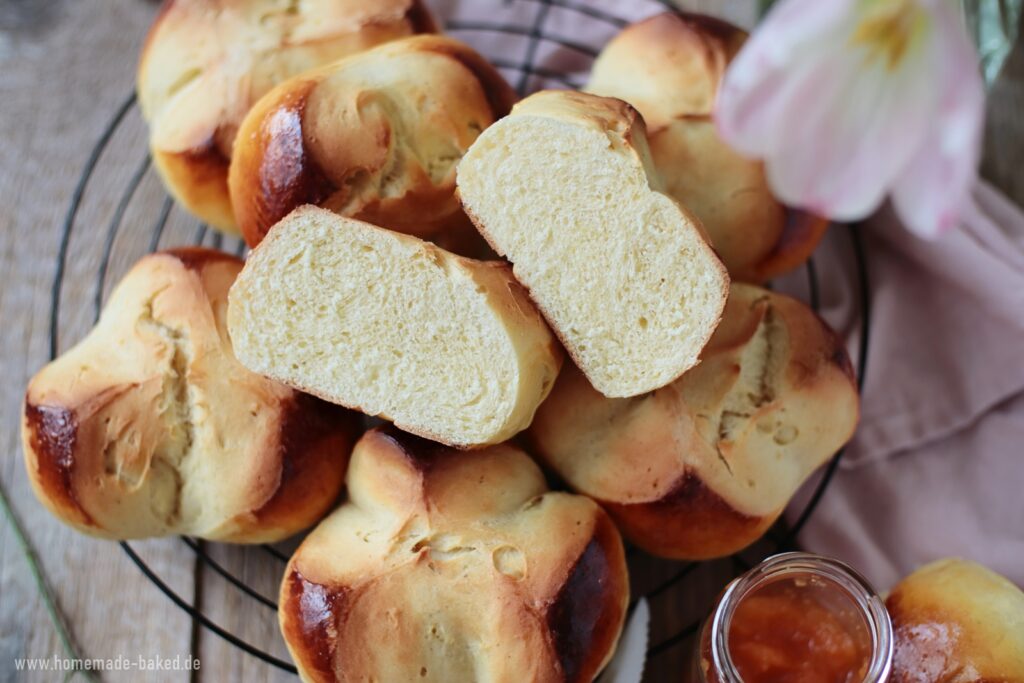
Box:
[691,552,893,683]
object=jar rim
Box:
[709,552,894,683]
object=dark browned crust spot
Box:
[283,568,351,682]
[545,513,627,682]
[822,321,857,382]
[178,137,231,180]
[405,0,439,34]
[156,138,234,230]
[885,593,953,683]
[237,82,338,248]
[373,424,451,475]
[162,246,242,272]
[23,400,94,526]
[752,209,829,283]
[784,299,856,391]
[606,471,770,560]
[671,10,749,47]
[252,393,359,525]
[810,308,857,382]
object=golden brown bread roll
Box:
[22,248,359,542]
[586,13,827,283]
[887,559,1024,682]
[279,427,629,683]
[529,283,859,559]
[137,0,436,234]
[230,35,517,249]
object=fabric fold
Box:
[786,181,1024,588]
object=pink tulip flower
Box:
[715,0,985,238]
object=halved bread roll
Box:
[529,284,859,559]
[22,248,359,542]
[228,206,563,448]
[457,90,729,398]
[230,35,517,248]
[887,559,1024,682]
[280,427,629,683]
[586,13,827,283]
[137,0,436,234]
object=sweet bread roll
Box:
[230,35,517,249]
[586,13,827,283]
[280,427,629,683]
[227,206,563,448]
[888,559,1024,682]
[22,248,359,542]
[457,90,729,398]
[529,283,858,559]
[137,0,436,234]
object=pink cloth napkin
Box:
[430,0,1024,590]
[782,183,1024,590]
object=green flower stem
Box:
[0,477,97,682]
[758,0,777,17]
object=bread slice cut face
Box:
[457,90,729,398]
[228,206,562,447]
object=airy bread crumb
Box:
[228,206,562,447]
[457,90,729,398]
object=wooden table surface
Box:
[1,2,1021,682]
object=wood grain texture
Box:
[0,1,1021,682]
[0,2,195,682]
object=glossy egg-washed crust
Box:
[886,559,1024,683]
[137,0,437,234]
[280,427,629,683]
[586,12,827,283]
[529,283,859,560]
[22,248,360,542]
[229,35,517,248]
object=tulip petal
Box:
[717,0,957,223]
[764,44,937,220]
[891,1,985,238]
[716,0,856,157]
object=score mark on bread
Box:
[457,90,730,398]
[227,206,563,448]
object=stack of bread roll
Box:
[23,4,865,681]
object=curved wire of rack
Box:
[51,0,871,676]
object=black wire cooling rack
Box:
[51,0,871,679]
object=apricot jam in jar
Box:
[694,553,893,683]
